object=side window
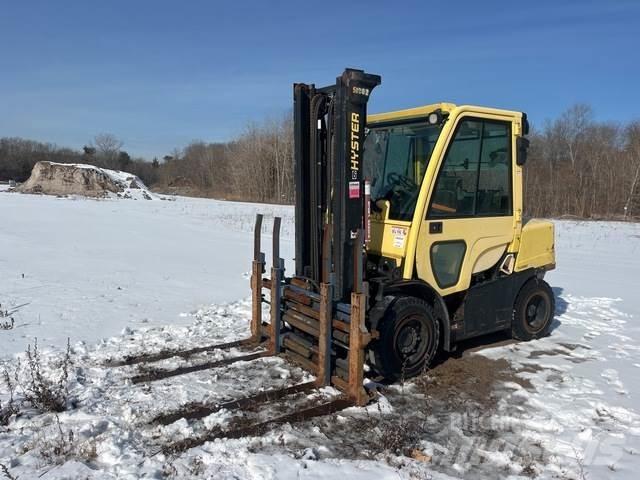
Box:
[429,119,481,217]
[428,118,511,218]
[431,241,466,288]
[477,122,511,216]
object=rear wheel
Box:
[512,278,555,340]
[369,296,440,382]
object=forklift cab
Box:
[364,104,552,298]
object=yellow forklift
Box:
[248,68,555,405]
[139,69,557,448]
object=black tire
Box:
[512,278,555,341]
[369,296,440,382]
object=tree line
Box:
[525,104,640,219]
[1,105,639,218]
[155,115,294,203]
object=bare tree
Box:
[92,133,123,169]
[555,104,593,168]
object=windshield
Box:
[363,122,442,221]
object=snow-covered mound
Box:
[17,161,156,200]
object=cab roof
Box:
[367,103,524,126]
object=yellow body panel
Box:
[368,219,411,265]
[369,199,412,264]
[366,103,555,296]
[514,220,556,272]
[415,216,514,294]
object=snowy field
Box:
[1,191,640,479]
[0,192,293,356]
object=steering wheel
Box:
[386,172,418,192]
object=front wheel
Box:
[512,278,555,341]
[369,296,440,382]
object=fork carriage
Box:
[250,213,373,405]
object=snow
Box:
[1,192,640,479]
[0,192,292,356]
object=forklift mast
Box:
[293,68,381,301]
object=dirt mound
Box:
[16,161,154,199]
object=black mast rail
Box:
[293,68,380,300]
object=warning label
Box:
[348,181,360,199]
[391,226,408,248]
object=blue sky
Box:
[1,0,638,158]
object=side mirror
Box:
[516,137,529,166]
